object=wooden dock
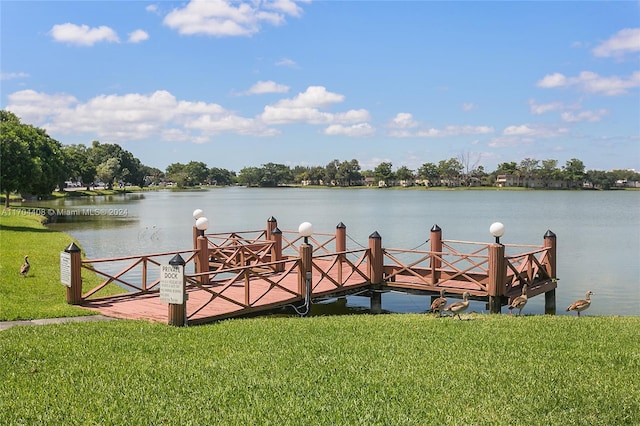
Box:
[64,218,558,325]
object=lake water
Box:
[32,188,639,316]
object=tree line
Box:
[2,110,638,207]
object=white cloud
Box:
[389,123,494,138]
[389,113,418,129]
[462,102,477,112]
[241,80,290,95]
[528,99,564,115]
[323,123,375,137]
[50,23,120,46]
[489,124,569,147]
[163,0,306,37]
[0,72,29,80]
[503,125,536,136]
[537,71,640,96]
[592,28,640,58]
[128,29,149,43]
[259,86,372,134]
[272,86,344,109]
[5,89,275,142]
[560,109,608,123]
[276,57,298,68]
[537,73,567,88]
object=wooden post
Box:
[167,254,186,327]
[370,290,382,314]
[336,222,346,252]
[65,242,83,305]
[430,224,442,286]
[266,216,277,241]
[299,241,313,301]
[487,243,506,314]
[336,222,346,284]
[196,235,209,284]
[368,231,383,285]
[544,230,557,315]
[272,227,283,272]
[193,226,202,273]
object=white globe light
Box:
[193,209,204,220]
[195,217,209,231]
[490,222,505,238]
[298,221,313,237]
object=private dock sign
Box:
[160,264,184,304]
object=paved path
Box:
[0,315,116,331]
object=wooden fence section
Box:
[65,219,558,325]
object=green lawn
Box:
[1,315,639,425]
[0,210,114,320]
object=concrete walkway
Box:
[0,315,116,331]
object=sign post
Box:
[160,254,187,326]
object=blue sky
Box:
[2,1,639,173]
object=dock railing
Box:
[64,220,558,324]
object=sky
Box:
[1,0,639,174]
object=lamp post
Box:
[490,222,505,244]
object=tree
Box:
[237,167,263,187]
[324,159,340,186]
[458,151,481,186]
[395,166,414,182]
[96,158,121,189]
[438,158,463,186]
[417,162,439,186]
[519,158,540,188]
[208,167,235,186]
[184,161,209,185]
[539,159,560,188]
[88,141,145,187]
[373,162,394,186]
[0,110,65,205]
[563,158,586,188]
[336,159,362,186]
[62,144,96,189]
[261,163,293,187]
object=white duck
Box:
[444,291,470,320]
[567,290,594,317]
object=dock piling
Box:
[487,243,506,314]
[544,230,557,315]
[65,242,83,305]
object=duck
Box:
[443,291,470,320]
[508,284,528,316]
[429,289,447,316]
[20,255,30,277]
[566,290,594,317]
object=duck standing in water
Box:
[429,289,447,317]
[508,284,528,316]
[443,291,470,320]
[567,291,594,317]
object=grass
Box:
[0,210,117,321]
[1,315,639,425]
